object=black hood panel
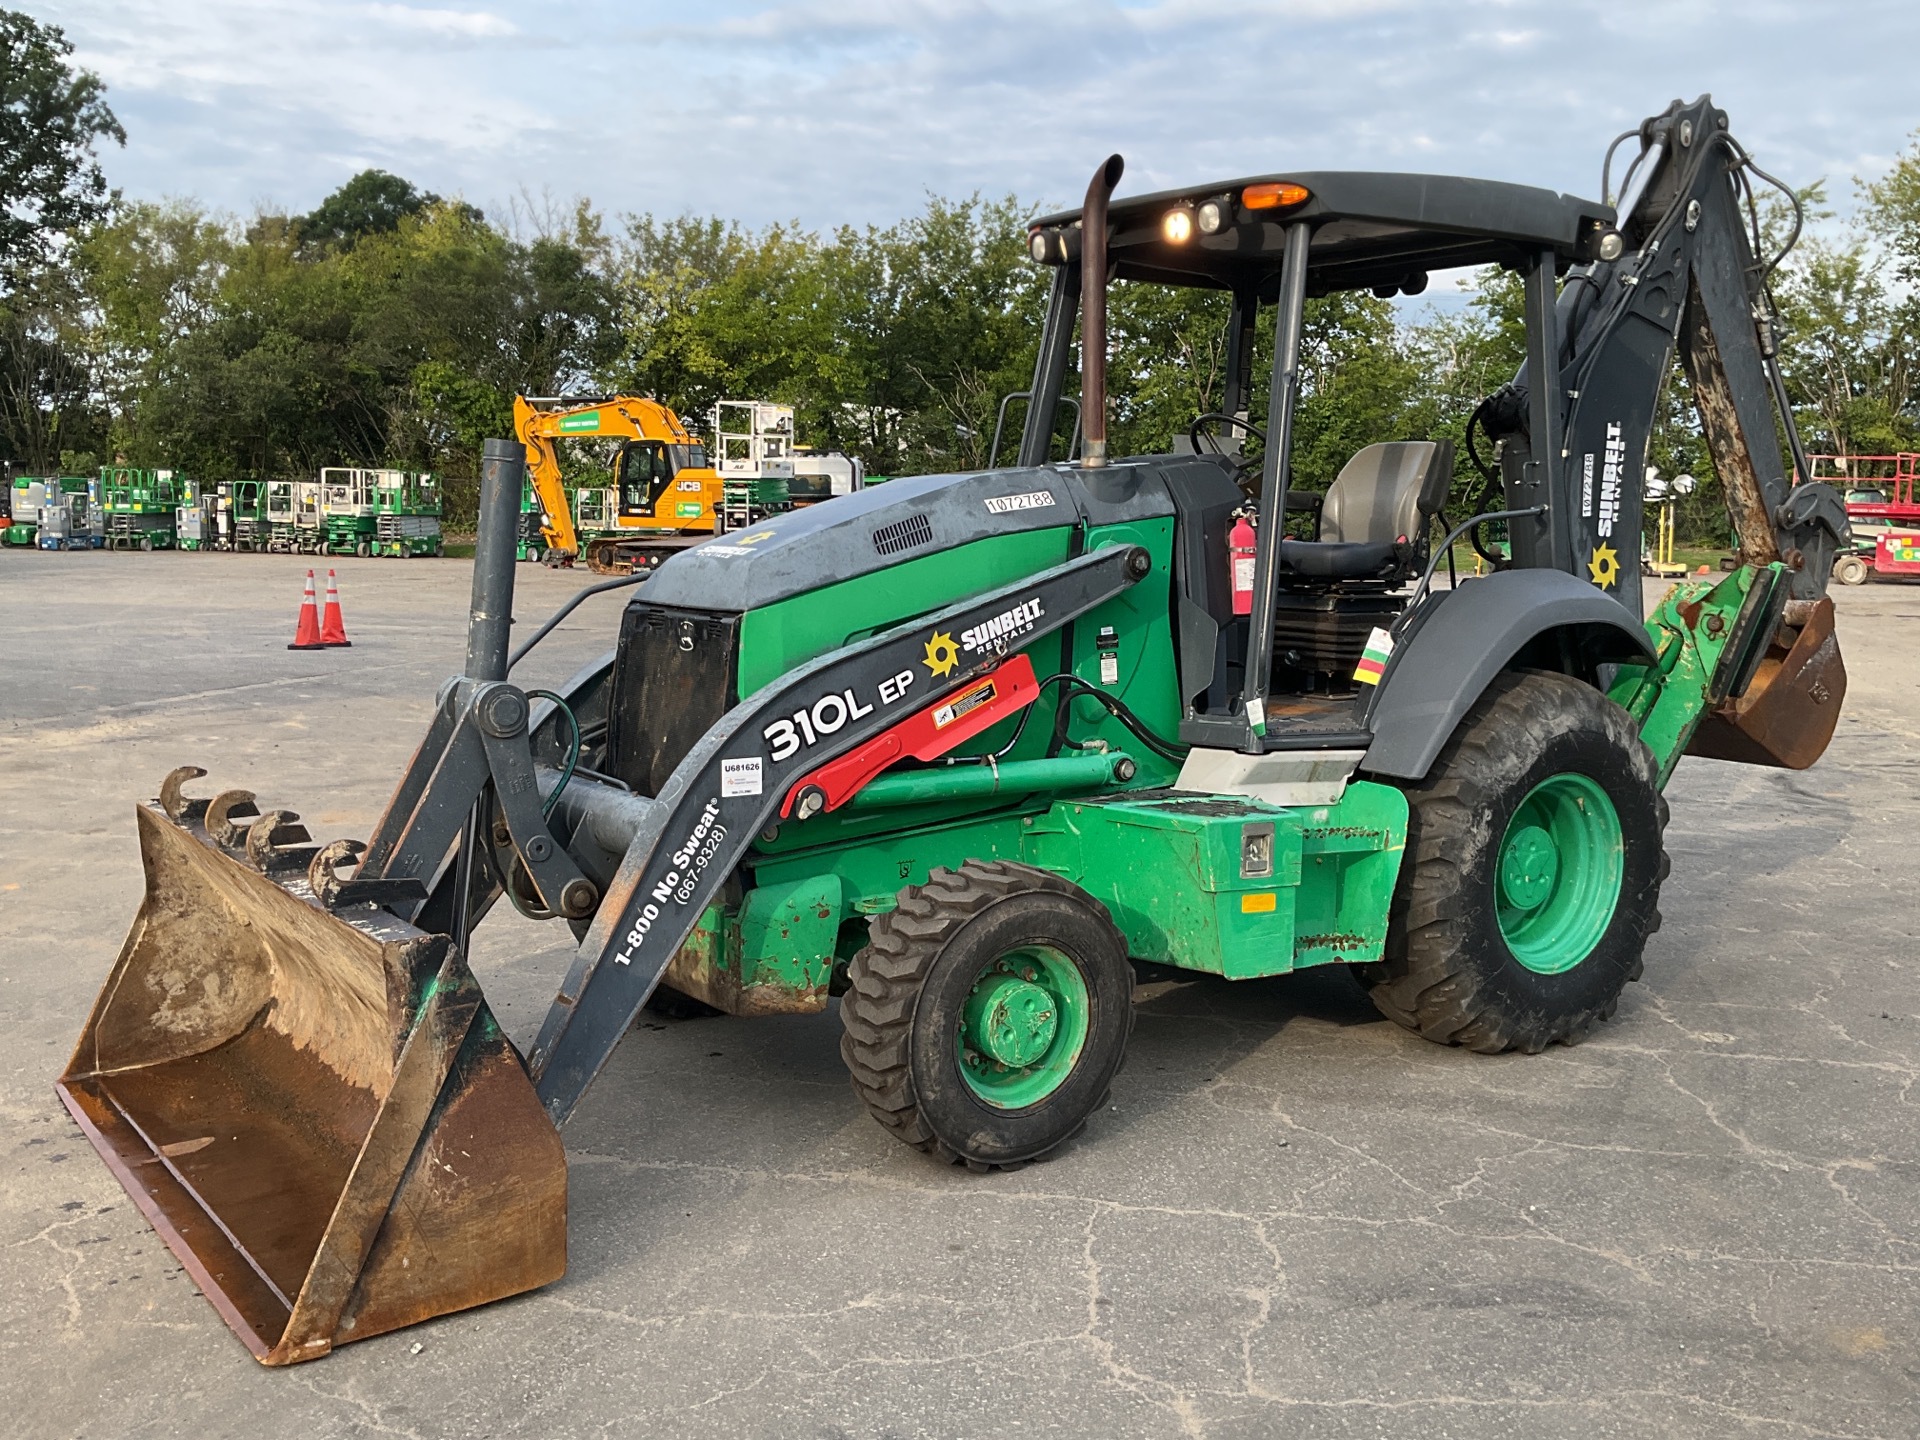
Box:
[637,455,1238,613]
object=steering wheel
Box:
[1188,413,1268,498]
[1188,412,1266,455]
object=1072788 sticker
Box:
[984,490,1056,515]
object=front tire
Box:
[840,860,1133,1170]
[1357,670,1668,1053]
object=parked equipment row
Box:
[3,468,444,557]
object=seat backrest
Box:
[1319,440,1452,546]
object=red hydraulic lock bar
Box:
[781,654,1041,819]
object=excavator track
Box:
[583,533,711,576]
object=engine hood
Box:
[638,456,1230,612]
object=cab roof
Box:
[1030,171,1615,298]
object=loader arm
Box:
[525,541,1153,1122]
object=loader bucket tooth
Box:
[242,808,314,872]
[158,765,210,823]
[308,838,368,907]
[1688,597,1846,770]
[56,802,567,1365]
[207,788,260,848]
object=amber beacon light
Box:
[1242,182,1311,210]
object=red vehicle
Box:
[1871,529,1920,580]
[1807,454,1920,583]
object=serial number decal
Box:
[700,544,754,557]
[984,490,1056,515]
[614,798,727,965]
[720,756,763,797]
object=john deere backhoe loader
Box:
[62,97,1849,1363]
[515,393,775,574]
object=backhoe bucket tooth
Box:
[56,798,567,1365]
[1688,597,1846,770]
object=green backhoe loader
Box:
[61,97,1850,1364]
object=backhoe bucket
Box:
[56,789,566,1365]
[1688,596,1846,770]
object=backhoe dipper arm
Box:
[1489,95,1849,612]
[512,395,584,560]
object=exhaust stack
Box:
[1079,154,1125,468]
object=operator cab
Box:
[1023,169,1614,751]
[615,439,711,519]
[615,441,675,517]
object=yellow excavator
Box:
[514,394,728,575]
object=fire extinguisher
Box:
[1229,510,1257,615]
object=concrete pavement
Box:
[2,551,1915,1438]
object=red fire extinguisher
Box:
[1229,511,1257,615]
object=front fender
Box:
[1360,569,1655,781]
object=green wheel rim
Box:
[1495,772,1624,975]
[956,944,1090,1110]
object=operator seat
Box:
[1278,440,1453,583]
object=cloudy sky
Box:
[40,0,1920,231]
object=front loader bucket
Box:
[56,792,566,1365]
[1688,596,1846,770]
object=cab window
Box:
[618,441,676,515]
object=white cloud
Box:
[39,0,1920,228]
[363,4,517,38]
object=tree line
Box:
[3,9,1916,538]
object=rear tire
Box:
[1834,553,1870,586]
[840,860,1133,1170]
[1356,670,1667,1053]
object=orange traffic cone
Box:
[319,568,352,647]
[288,570,325,650]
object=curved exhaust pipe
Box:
[1080,153,1125,468]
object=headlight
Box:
[1196,200,1224,234]
[1163,207,1194,244]
[1028,230,1050,263]
[1597,229,1625,261]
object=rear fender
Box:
[1360,569,1654,781]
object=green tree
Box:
[1775,173,1918,456]
[297,169,453,248]
[0,10,122,470]
[0,9,122,279]
[1106,280,1232,462]
[74,185,616,522]
[820,194,1046,471]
